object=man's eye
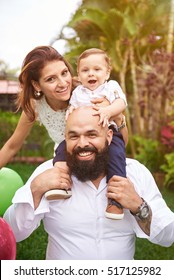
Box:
[89,134,96,138]
[69,135,78,140]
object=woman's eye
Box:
[62,69,69,76]
[47,77,54,82]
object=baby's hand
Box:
[114,113,125,127]
[92,106,111,127]
[91,97,110,107]
[65,105,75,120]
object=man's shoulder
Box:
[126,158,145,170]
[34,159,53,173]
[126,158,150,175]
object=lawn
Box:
[5,162,174,260]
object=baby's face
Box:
[77,53,110,91]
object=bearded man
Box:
[4,107,174,260]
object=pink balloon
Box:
[0,217,16,260]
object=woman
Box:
[0,45,74,168]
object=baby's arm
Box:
[114,114,128,145]
[93,98,126,126]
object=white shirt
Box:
[70,80,127,108]
[35,96,66,145]
[4,158,174,260]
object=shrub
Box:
[160,153,174,189]
[133,136,164,173]
[0,110,54,159]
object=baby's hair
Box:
[77,48,112,72]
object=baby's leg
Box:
[105,129,126,220]
[45,140,72,200]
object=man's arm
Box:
[106,160,174,246]
[130,198,152,236]
[31,166,71,209]
[3,160,71,241]
[106,176,152,235]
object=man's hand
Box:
[106,176,142,213]
[107,175,152,236]
[31,166,72,209]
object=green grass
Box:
[5,162,174,260]
[6,162,48,260]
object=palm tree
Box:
[52,0,172,153]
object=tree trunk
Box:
[129,42,141,135]
[167,0,174,53]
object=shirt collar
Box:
[72,175,107,193]
[81,81,107,94]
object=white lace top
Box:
[35,96,66,145]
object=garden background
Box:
[0,0,174,259]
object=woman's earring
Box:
[34,91,41,97]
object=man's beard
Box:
[66,142,109,182]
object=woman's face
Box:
[34,60,72,108]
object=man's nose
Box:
[77,136,89,147]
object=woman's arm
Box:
[0,111,34,168]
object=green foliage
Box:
[7,162,39,183]
[133,135,164,173]
[0,110,54,159]
[0,110,19,142]
[160,153,174,188]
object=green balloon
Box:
[0,168,23,216]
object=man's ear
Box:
[31,80,40,92]
[107,128,113,145]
